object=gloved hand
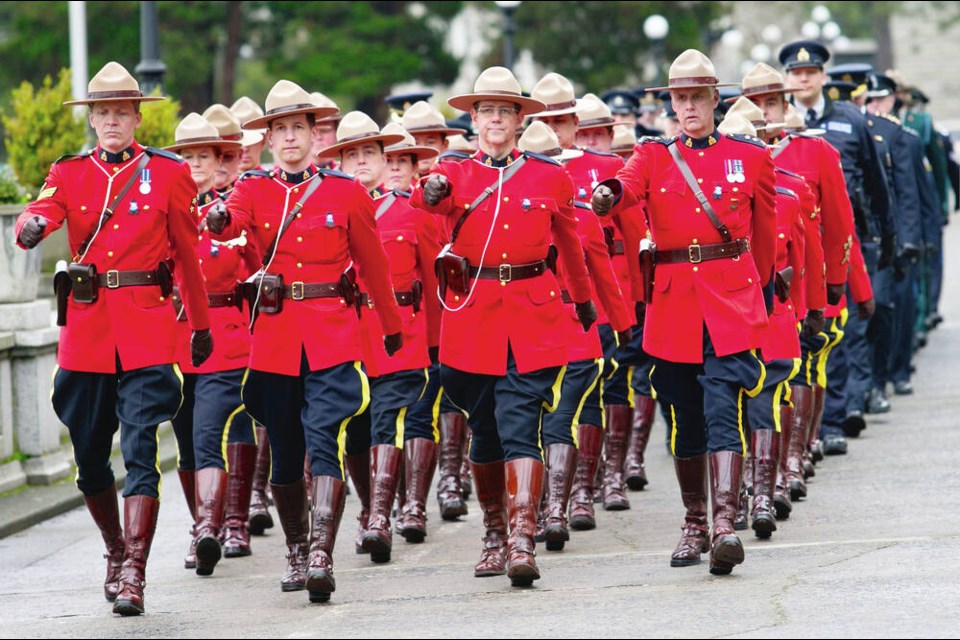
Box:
[19,216,47,248]
[574,300,598,332]
[616,327,633,346]
[191,328,214,367]
[423,174,451,206]
[826,283,846,306]
[774,268,792,303]
[384,332,403,357]
[635,301,646,326]
[900,243,921,263]
[206,202,229,234]
[428,345,439,365]
[878,234,896,270]
[857,297,876,320]
[591,184,615,215]
[801,309,825,339]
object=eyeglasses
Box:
[476,107,519,118]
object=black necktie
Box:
[806,108,817,126]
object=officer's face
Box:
[536,114,579,149]
[89,101,142,153]
[867,95,897,116]
[179,145,221,192]
[575,126,614,153]
[670,88,718,139]
[472,101,523,150]
[412,132,447,173]
[313,121,338,163]
[266,114,315,169]
[785,67,826,104]
[214,148,240,191]
[384,153,417,191]
[340,142,386,190]
[749,93,786,139]
[239,140,265,172]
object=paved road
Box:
[2,222,959,638]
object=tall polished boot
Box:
[751,430,779,539]
[670,455,709,567]
[305,476,347,603]
[541,444,576,551]
[83,485,125,602]
[399,438,438,543]
[460,429,473,501]
[112,495,160,616]
[708,451,745,575]
[774,404,794,520]
[471,460,508,577]
[734,449,753,531]
[569,424,603,530]
[193,467,228,576]
[602,405,632,510]
[786,386,811,501]
[437,413,468,519]
[344,450,371,554]
[177,469,197,569]
[505,458,544,587]
[247,426,274,536]
[808,384,827,463]
[625,395,656,490]
[222,443,257,558]
[270,479,309,592]
[362,444,403,563]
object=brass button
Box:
[693,266,699,272]
[159,296,165,302]
[264,222,271,229]
[503,224,509,230]
[660,187,666,193]
[112,167,119,173]
[397,235,404,242]
[296,213,302,219]
[113,224,120,230]
[293,187,299,193]
[81,205,87,211]
[748,278,753,284]
[297,236,303,243]
[692,238,698,244]
[732,187,739,193]
[503,196,510,202]
[454,295,461,301]
[500,281,507,287]
[501,253,508,259]
[698,151,704,157]
[779,233,785,239]
[695,207,701,213]
[198,258,203,264]
[550,290,556,297]
[297,262,303,268]
[697,178,704,184]
[540,204,546,209]
[107,251,114,257]
[144,205,150,211]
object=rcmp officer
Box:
[15,61,213,615]
[611,124,638,159]
[230,97,268,175]
[310,92,341,170]
[402,100,468,175]
[592,50,778,575]
[209,80,404,604]
[412,66,597,587]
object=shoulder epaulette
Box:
[522,151,561,166]
[775,186,799,198]
[639,135,672,145]
[438,150,471,162]
[239,169,272,181]
[775,167,803,180]
[883,113,901,126]
[319,168,354,180]
[55,150,93,164]
[902,126,919,138]
[583,148,619,158]
[725,133,767,149]
[144,146,183,163]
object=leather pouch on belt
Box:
[435,243,470,297]
[53,260,71,326]
[639,238,656,304]
[68,262,99,304]
[257,273,284,314]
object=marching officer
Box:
[403,100,468,175]
[209,80,404,604]
[310,91,341,170]
[611,124,638,159]
[15,61,213,615]
[412,66,597,587]
[593,50,778,575]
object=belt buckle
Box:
[291,281,305,301]
[688,245,702,264]
[106,270,120,289]
[498,264,512,283]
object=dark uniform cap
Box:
[600,89,640,115]
[824,80,857,102]
[448,112,476,139]
[826,63,873,86]
[778,40,831,70]
[633,87,662,113]
[911,88,930,104]
[716,86,742,116]
[657,90,678,119]
[384,90,434,113]
[867,73,898,98]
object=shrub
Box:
[0,164,28,203]
[136,89,182,149]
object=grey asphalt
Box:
[1,222,958,638]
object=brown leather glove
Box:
[423,174,451,206]
[384,332,403,357]
[19,216,47,248]
[826,283,845,306]
[191,329,214,367]
[575,300,598,332]
[206,202,229,234]
[857,297,876,320]
[591,185,615,216]
[800,309,825,338]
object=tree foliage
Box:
[136,91,183,150]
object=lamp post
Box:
[135,0,167,96]
[643,14,670,86]
[494,1,523,71]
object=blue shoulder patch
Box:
[55,150,93,164]
[523,151,561,166]
[726,133,767,149]
[144,146,183,163]
[639,135,673,145]
[319,168,354,180]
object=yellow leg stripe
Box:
[394,406,408,449]
[736,388,747,455]
[336,362,371,481]
[598,377,607,429]
[542,365,567,414]
[568,358,603,448]
[416,367,429,402]
[648,364,657,401]
[669,404,678,456]
[772,381,786,433]
[626,366,636,408]
[220,403,246,471]
[154,424,163,500]
[430,386,443,444]
[745,349,767,398]
[172,363,185,417]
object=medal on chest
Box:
[139,168,152,195]
[724,159,745,184]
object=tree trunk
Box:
[873,8,894,72]
[220,1,243,105]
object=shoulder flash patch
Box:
[239,169,272,181]
[726,133,767,149]
[145,146,183,163]
[584,148,618,158]
[639,135,671,145]
[775,167,802,180]
[55,150,93,164]
[523,151,561,166]
[319,168,353,180]
[775,186,798,199]
[884,113,901,125]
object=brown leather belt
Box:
[96,268,160,289]
[655,238,751,265]
[281,281,342,300]
[208,291,239,308]
[611,240,625,256]
[469,260,547,283]
[560,289,573,304]
[357,291,416,308]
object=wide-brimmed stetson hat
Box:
[446,135,475,153]
[531,73,580,117]
[242,80,339,130]
[311,92,342,124]
[402,101,466,137]
[203,104,263,147]
[165,113,242,153]
[611,124,637,155]
[317,111,406,157]
[717,114,758,138]
[725,97,785,132]
[448,66,546,114]
[728,62,796,103]
[647,49,738,92]
[518,121,583,162]
[63,61,165,106]
[784,103,825,136]
[381,122,440,163]
[576,93,617,131]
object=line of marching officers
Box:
[15,40,950,615]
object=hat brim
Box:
[612,145,635,155]
[535,100,582,118]
[448,93,547,115]
[317,132,407,158]
[240,129,265,147]
[242,106,340,130]
[63,95,166,106]
[784,62,824,71]
[558,148,584,161]
[645,82,739,92]
[577,117,618,131]
[384,144,440,163]
[406,125,468,138]
[755,121,787,131]
[726,87,796,104]
[164,139,243,153]
[787,126,826,136]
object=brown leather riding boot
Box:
[808,384,826,463]
[541,444,576,551]
[569,424,603,530]
[625,395,656,490]
[437,413,468,519]
[471,460,508,577]
[708,451,745,575]
[774,404,794,520]
[270,479,309,592]
[112,495,160,616]
[248,426,274,536]
[193,467,228,576]
[305,476,347,603]
[222,442,256,558]
[786,385,811,501]
[83,485,125,602]
[670,455,709,567]
[362,444,403,563]
[460,429,473,501]
[751,429,779,539]
[734,449,753,531]
[177,469,197,569]
[344,450,371,554]
[506,458,544,587]
[602,405,632,510]
[393,457,407,533]
[399,438,438,543]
